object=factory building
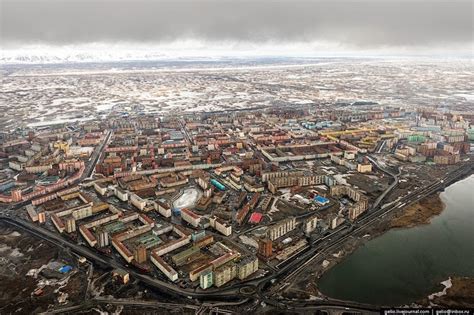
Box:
[266,217,296,241]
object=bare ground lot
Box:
[390,193,445,229]
[0,222,87,314]
[419,277,474,308]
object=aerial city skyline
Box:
[0,0,473,314]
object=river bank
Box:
[312,174,474,306]
[390,193,445,229]
[284,172,474,306]
[286,192,448,300]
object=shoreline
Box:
[419,277,474,308]
[286,172,474,306]
[389,192,446,229]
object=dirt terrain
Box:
[433,277,474,308]
[0,222,87,314]
[390,193,445,229]
[419,277,474,308]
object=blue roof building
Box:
[314,195,329,206]
[58,265,73,273]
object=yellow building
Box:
[357,163,372,173]
[54,141,70,153]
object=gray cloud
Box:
[1,0,473,50]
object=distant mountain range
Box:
[0,51,191,65]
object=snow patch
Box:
[428,277,452,300]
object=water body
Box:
[318,174,474,306]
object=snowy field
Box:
[173,187,202,209]
[1,58,472,131]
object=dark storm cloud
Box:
[1,0,472,48]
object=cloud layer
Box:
[2,0,473,52]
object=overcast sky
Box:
[1,0,473,54]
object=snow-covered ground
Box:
[428,278,452,301]
[172,187,202,209]
[333,174,350,186]
[1,58,472,131]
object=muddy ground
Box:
[0,221,184,314]
[390,192,445,228]
[0,222,88,314]
[429,277,474,308]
